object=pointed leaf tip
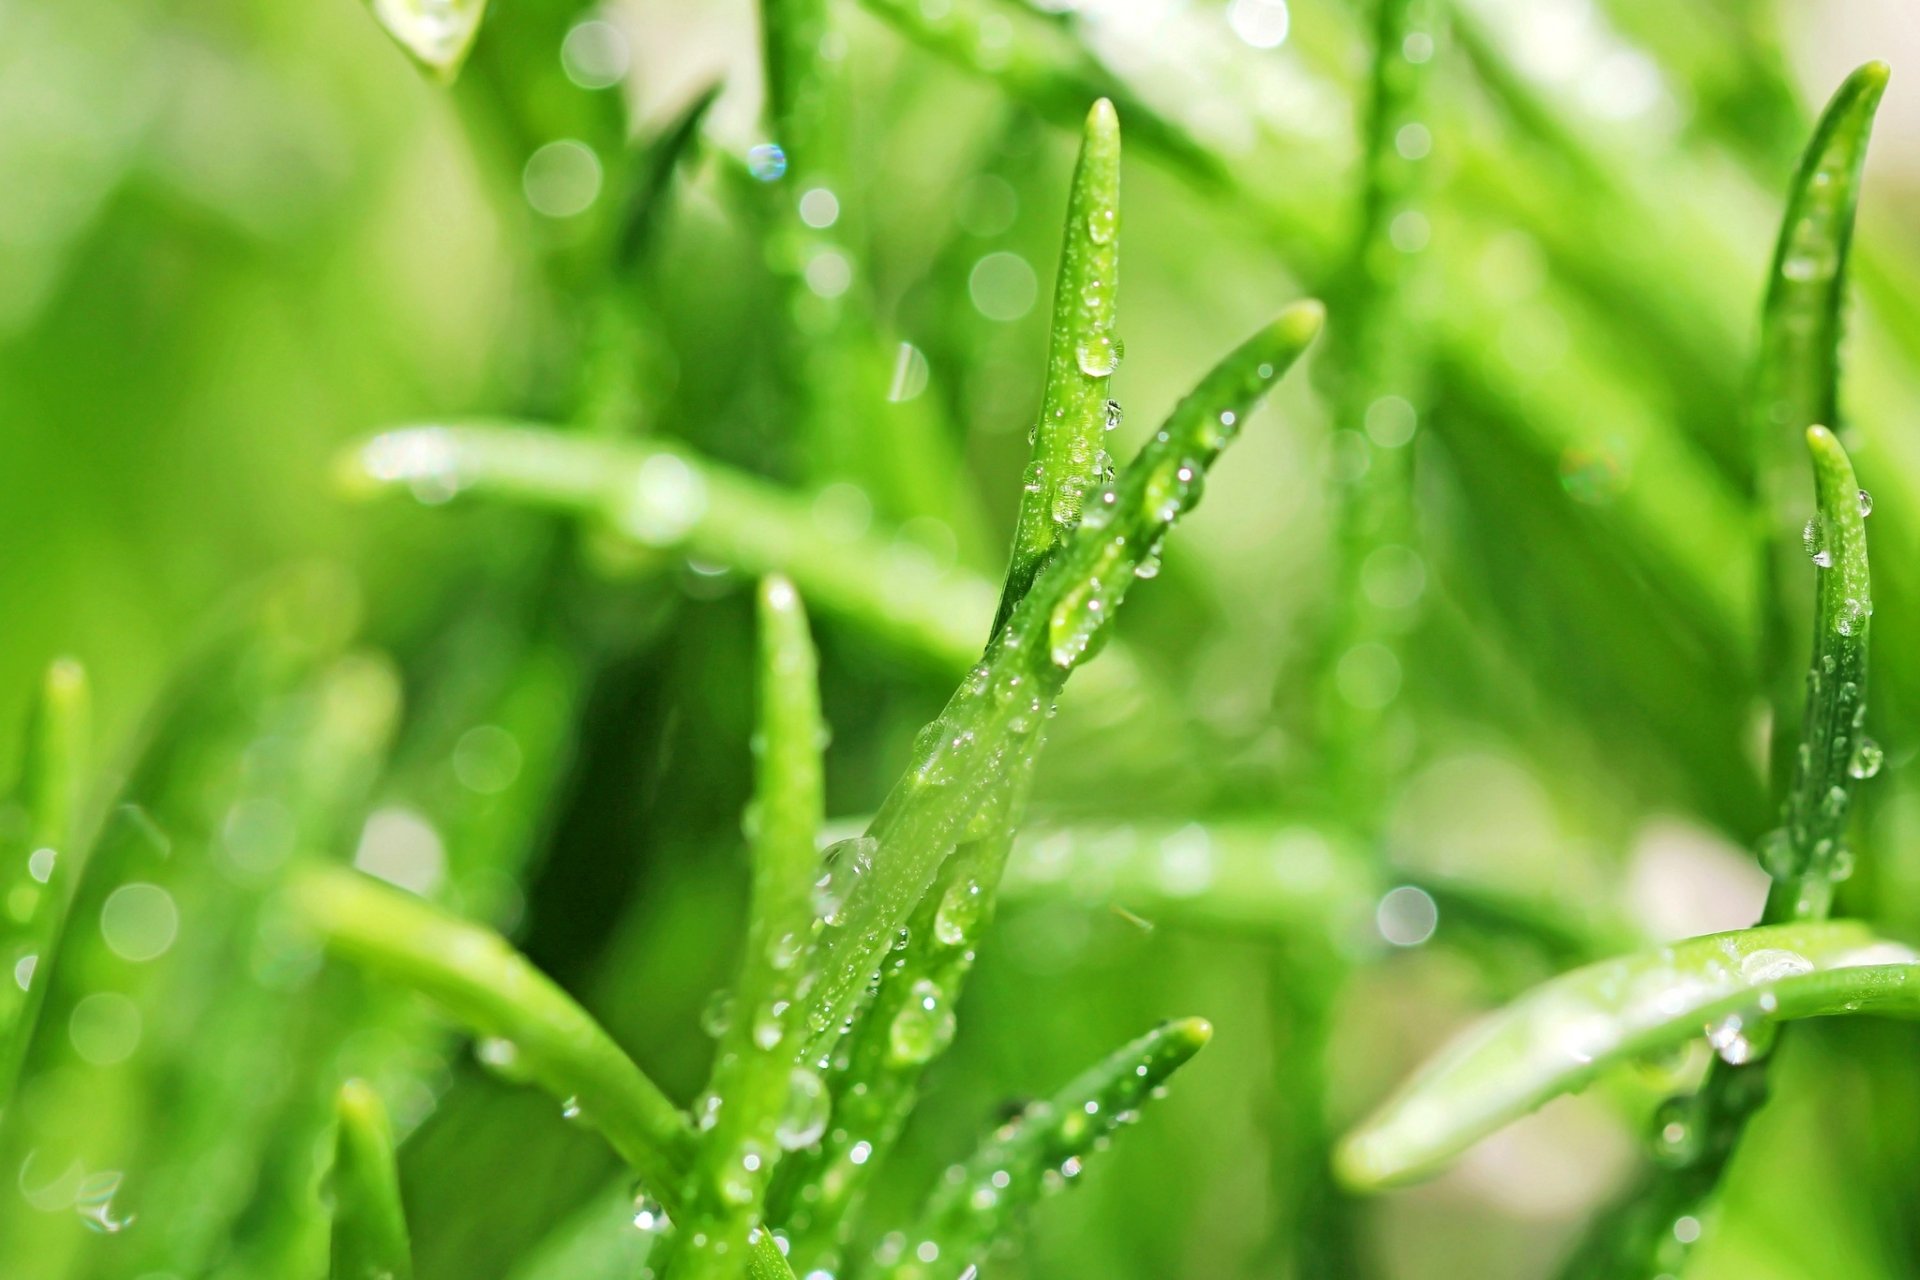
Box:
[1087,97,1119,133]
[1281,298,1327,345]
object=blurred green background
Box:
[9,0,1920,1277]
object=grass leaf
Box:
[994,97,1122,633]
[799,302,1323,1070]
[329,1080,413,1280]
[873,1017,1212,1279]
[1753,63,1888,794]
[676,578,827,1277]
[1336,921,1920,1190]
[341,427,996,674]
[0,658,90,1110]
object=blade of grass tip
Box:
[676,578,827,1279]
[289,865,802,1280]
[361,0,488,82]
[0,658,90,1112]
[1335,920,1920,1191]
[330,1081,412,1280]
[1552,430,1876,1279]
[1750,63,1887,798]
[1318,0,1439,817]
[994,97,1122,634]
[798,303,1323,1071]
[872,1018,1212,1280]
[338,427,998,674]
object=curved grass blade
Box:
[362,0,487,83]
[292,863,692,1197]
[994,98,1122,633]
[1752,64,1888,796]
[330,1081,412,1280]
[677,578,827,1278]
[341,427,996,674]
[1336,921,1920,1190]
[0,658,90,1111]
[874,1017,1211,1279]
[799,303,1323,1070]
[291,864,800,1280]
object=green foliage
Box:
[14,2,1920,1279]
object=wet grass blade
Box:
[292,863,693,1198]
[798,302,1323,1072]
[994,98,1122,632]
[340,427,996,673]
[1752,63,1888,795]
[1758,425,1874,922]
[677,578,827,1278]
[292,864,801,1280]
[329,1080,412,1280]
[1336,921,1919,1190]
[0,658,90,1112]
[361,0,487,82]
[873,1017,1212,1279]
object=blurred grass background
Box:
[9,0,1920,1277]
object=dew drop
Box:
[777,1067,832,1150]
[1849,737,1884,780]
[1074,335,1121,377]
[933,877,985,947]
[887,979,956,1065]
[748,143,789,182]
[1859,488,1873,518]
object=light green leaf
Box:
[1336,921,1920,1190]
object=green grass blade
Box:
[874,1017,1212,1280]
[1753,63,1888,795]
[773,758,1039,1273]
[361,0,487,82]
[677,578,827,1278]
[341,427,996,673]
[1759,425,1874,922]
[292,865,801,1279]
[293,864,694,1195]
[799,303,1323,1068]
[329,1080,412,1280]
[0,658,90,1111]
[994,97,1122,633]
[1336,921,1919,1190]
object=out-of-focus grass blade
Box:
[799,303,1323,1072]
[1336,921,1918,1190]
[873,1017,1211,1280]
[361,0,487,83]
[330,1080,412,1280]
[340,427,996,673]
[1751,64,1887,794]
[504,1181,661,1280]
[677,578,827,1278]
[290,864,799,1280]
[1318,0,1438,808]
[0,658,90,1111]
[994,98,1121,632]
